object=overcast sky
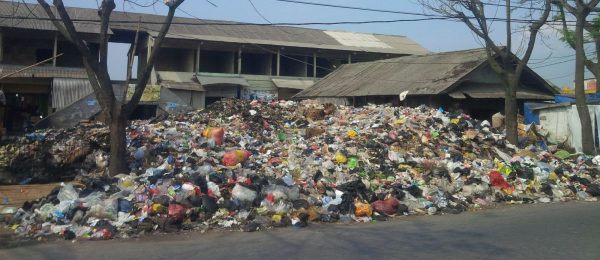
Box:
[32,0,587,88]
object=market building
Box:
[0,1,429,132]
[293,48,559,120]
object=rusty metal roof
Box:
[295,48,490,97]
[0,64,88,79]
[0,1,106,35]
[52,78,94,109]
[0,2,428,55]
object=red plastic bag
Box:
[371,198,400,215]
[168,204,187,221]
[488,170,510,189]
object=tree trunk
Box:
[595,36,600,94]
[108,107,128,175]
[575,15,595,154]
[504,73,519,145]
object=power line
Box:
[248,0,272,24]
[175,8,336,72]
[275,0,576,24]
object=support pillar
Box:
[313,52,317,78]
[0,31,3,62]
[237,47,242,75]
[195,46,201,73]
[276,49,281,76]
[348,53,352,64]
[53,33,58,67]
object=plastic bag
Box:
[371,198,400,215]
[57,184,78,202]
[354,202,372,217]
[232,184,257,202]
[203,127,225,146]
[222,150,251,166]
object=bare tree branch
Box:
[125,0,184,114]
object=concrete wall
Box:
[171,89,205,110]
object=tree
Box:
[36,0,185,175]
[419,0,551,145]
[555,2,600,94]
[555,0,598,154]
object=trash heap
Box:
[0,123,110,185]
[2,99,600,240]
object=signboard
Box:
[126,84,161,102]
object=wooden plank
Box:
[0,183,60,208]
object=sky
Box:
[30,0,587,88]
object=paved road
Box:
[1,201,599,260]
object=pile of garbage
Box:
[2,99,600,240]
[0,123,110,185]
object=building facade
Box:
[0,2,429,131]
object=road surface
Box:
[1,201,599,260]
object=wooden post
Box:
[53,34,58,67]
[276,49,281,76]
[348,53,352,64]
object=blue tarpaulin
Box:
[555,93,600,103]
[523,103,548,124]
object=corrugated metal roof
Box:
[0,64,88,79]
[453,83,554,100]
[244,75,276,91]
[0,1,105,34]
[156,71,196,83]
[51,78,93,110]
[0,2,428,55]
[196,73,250,87]
[272,78,315,90]
[295,48,489,97]
[162,81,204,92]
[296,48,557,99]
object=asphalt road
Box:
[1,201,599,260]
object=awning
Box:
[196,74,250,87]
[162,81,204,92]
[448,83,555,100]
[0,64,88,79]
[462,89,554,99]
[447,91,467,99]
[52,78,94,110]
[272,78,315,90]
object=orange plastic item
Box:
[354,202,373,217]
[222,150,252,166]
[203,127,225,146]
